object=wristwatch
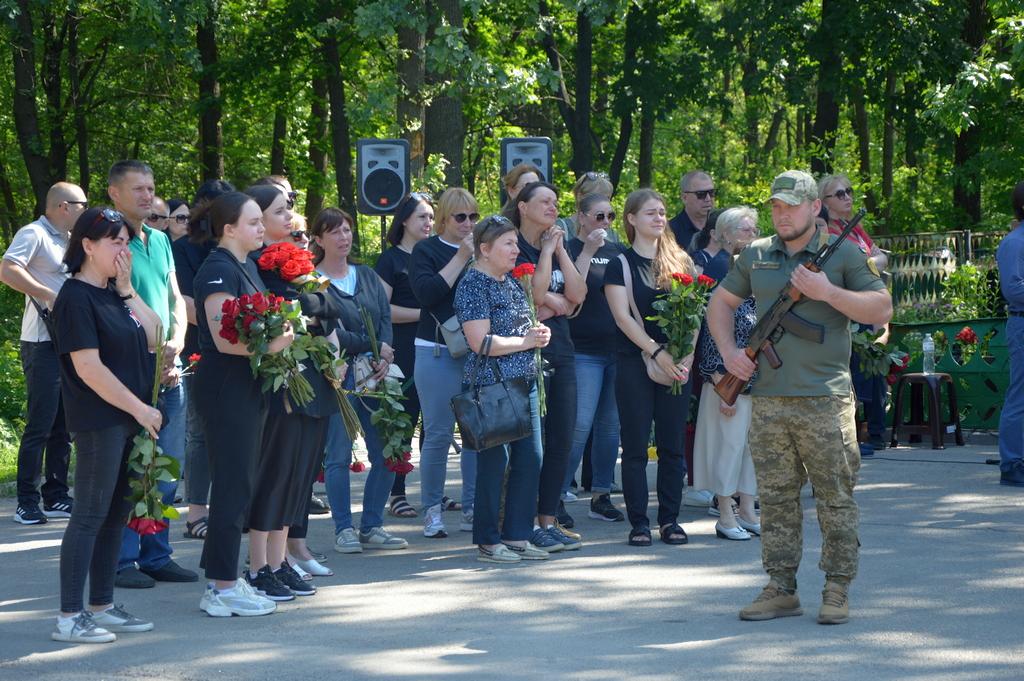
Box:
[119,291,135,301]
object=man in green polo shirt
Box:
[708,170,891,625]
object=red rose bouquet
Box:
[646,272,715,394]
[955,326,978,345]
[126,327,180,535]
[256,242,327,292]
[219,291,313,407]
[511,262,546,415]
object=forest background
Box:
[0,0,1022,477]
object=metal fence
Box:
[874,230,1005,305]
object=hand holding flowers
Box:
[646,272,716,394]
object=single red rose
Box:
[955,326,978,344]
[678,273,694,286]
[220,326,240,344]
[127,517,169,536]
[697,274,716,287]
[402,450,412,462]
[243,314,257,331]
[886,374,898,385]
[349,461,366,473]
[237,293,252,307]
[280,260,303,280]
[511,263,536,279]
[188,353,201,363]
[292,259,315,276]
[670,272,687,283]
[251,293,269,315]
[221,298,237,315]
[257,252,277,270]
[395,461,414,474]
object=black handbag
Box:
[450,334,533,451]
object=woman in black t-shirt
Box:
[376,193,432,519]
[513,181,587,548]
[604,189,696,548]
[192,192,294,617]
[51,207,163,643]
[564,193,626,522]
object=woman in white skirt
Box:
[692,207,761,541]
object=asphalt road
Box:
[0,441,1021,681]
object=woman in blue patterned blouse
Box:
[454,216,552,564]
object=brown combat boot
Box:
[817,582,850,625]
[739,582,803,621]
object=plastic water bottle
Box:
[922,333,935,374]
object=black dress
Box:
[193,247,269,581]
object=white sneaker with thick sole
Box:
[459,510,473,532]
[683,488,714,507]
[200,584,276,617]
[423,504,447,538]
[562,491,579,503]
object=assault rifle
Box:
[713,207,867,406]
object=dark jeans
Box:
[474,383,542,545]
[17,341,71,507]
[59,423,134,613]
[615,353,687,529]
[183,373,211,505]
[537,352,577,517]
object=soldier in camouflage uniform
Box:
[707,170,892,624]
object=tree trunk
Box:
[270,105,287,176]
[397,7,426,178]
[323,36,358,250]
[306,74,330,220]
[850,79,877,213]
[952,0,988,227]
[810,0,843,175]
[67,7,89,194]
[740,52,759,172]
[9,0,52,213]
[903,80,920,194]
[197,3,224,180]
[424,0,465,186]
[538,0,580,174]
[0,157,17,238]
[638,102,654,188]
[880,70,896,229]
[572,10,594,174]
[608,1,639,191]
[763,108,785,158]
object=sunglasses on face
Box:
[452,212,480,224]
[589,211,615,222]
[826,188,854,200]
[173,214,189,223]
[149,213,170,221]
[65,200,89,209]
[684,189,716,200]
[290,231,308,241]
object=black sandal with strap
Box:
[441,496,462,512]
[388,495,418,518]
[659,523,689,545]
[628,526,652,547]
[183,517,208,540]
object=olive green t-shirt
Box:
[720,226,886,397]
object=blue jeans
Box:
[118,381,186,572]
[182,374,210,505]
[414,345,476,511]
[473,383,542,545]
[323,396,395,534]
[562,353,619,495]
[1000,316,1024,471]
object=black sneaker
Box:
[43,498,73,519]
[588,494,625,522]
[556,500,575,529]
[309,493,331,515]
[245,565,295,601]
[14,504,47,525]
[275,563,316,596]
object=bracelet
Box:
[651,345,665,360]
[119,291,135,301]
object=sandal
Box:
[441,496,462,512]
[183,517,208,540]
[659,523,689,545]
[388,495,418,518]
[628,526,652,547]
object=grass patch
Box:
[0,418,20,484]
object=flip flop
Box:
[388,496,418,518]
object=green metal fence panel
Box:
[889,318,1008,430]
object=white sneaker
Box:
[334,527,364,553]
[90,604,154,632]
[562,491,579,503]
[459,510,473,532]
[423,504,447,538]
[200,584,276,617]
[683,488,714,507]
[359,526,408,550]
[234,578,276,606]
[52,611,116,644]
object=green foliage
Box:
[940,260,1006,319]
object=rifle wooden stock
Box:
[713,346,758,406]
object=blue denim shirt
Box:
[997,226,1024,312]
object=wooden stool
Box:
[889,372,965,450]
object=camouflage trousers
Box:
[749,394,861,591]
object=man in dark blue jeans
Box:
[0,183,86,524]
[997,182,1024,487]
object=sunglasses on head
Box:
[684,189,716,200]
[410,191,433,203]
[583,171,609,182]
[92,208,125,228]
[589,210,615,222]
[826,188,854,200]
[285,191,299,210]
[452,212,480,224]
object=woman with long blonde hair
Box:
[604,188,696,548]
